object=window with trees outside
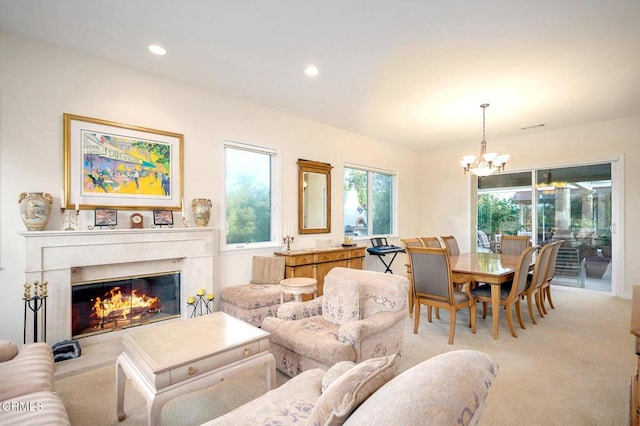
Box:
[223,141,276,248]
[344,164,396,237]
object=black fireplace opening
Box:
[71,272,180,338]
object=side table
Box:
[280,277,317,303]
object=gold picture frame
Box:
[63,113,184,210]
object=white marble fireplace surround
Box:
[22,228,218,345]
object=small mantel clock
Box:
[129,213,144,229]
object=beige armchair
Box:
[221,256,293,327]
[262,267,409,377]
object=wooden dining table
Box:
[450,251,532,340]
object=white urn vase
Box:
[192,198,212,227]
[18,192,53,231]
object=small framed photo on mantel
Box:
[89,208,117,229]
[152,210,173,228]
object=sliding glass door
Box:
[535,164,611,291]
[477,163,613,293]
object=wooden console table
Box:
[631,285,640,425]
[274,246,365,296]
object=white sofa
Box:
[0,340,70,425]
[203,350,498,426]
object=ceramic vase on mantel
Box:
[192,198,212,227]
[18,192,53,231]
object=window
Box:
[223,141,277,248]
[344,164,396,237]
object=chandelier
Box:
[460,103,509,177]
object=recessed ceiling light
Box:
[148,44,167,56]
[304,65,319,77]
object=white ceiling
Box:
[1,1,639,151]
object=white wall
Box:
[0,33,424,345]
[418,116,640,297]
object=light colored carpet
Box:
[55,285,634,425]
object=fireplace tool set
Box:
[23,281,47,343]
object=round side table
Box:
[279,277,318,304]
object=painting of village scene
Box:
[64,114,183,210]
[82,130,172,199]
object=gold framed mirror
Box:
[298,159,332,234]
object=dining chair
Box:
[417,236,445,317]
[400,238,424,248]
[523,243,554,324]
[469,246,536,338]
[540,240,564,312]
[419,236,442,248]
[407,246,476,344]
[499,235,531,255]
[440,235,470,291]
[400,238,425,316]
[440,235,460,256]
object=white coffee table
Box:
[280,277,318,303]
[116,312,275,426]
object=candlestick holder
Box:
[283,235,295,251]
[187,292,214,317]
[60,206,80,230]
[23,281,48,343]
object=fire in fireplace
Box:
[72,272,180,338]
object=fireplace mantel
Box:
[22,227,218,344]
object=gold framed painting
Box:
[63,113,184,211]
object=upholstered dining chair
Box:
[416,236,445,318]
[407,246,476,344]
[440,235,470,291]
[400,238,424,248]
[499,235,531,255]
[440,235,460,256]
[523,243,553,324]
[419,236,442,248]
[469,246,536,338]
[540,240,564,312]
[401,238,425,316]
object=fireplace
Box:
[71,272,181,338]
[21,228,217,345]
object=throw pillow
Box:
[344,350,499,426]
[321,361,355,393]
[250,256,285,284]
[0,339,18,362]
[322,276,359,325]
[308,353,399,426]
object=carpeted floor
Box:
[55,285,634,425]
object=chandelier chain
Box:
[481,103,489,142]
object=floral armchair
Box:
[261,267,409,377]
